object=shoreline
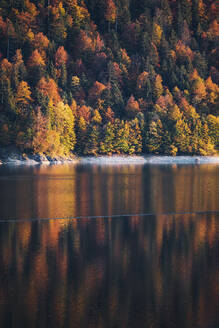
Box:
[0,148,219,166]
[0,147,79,165]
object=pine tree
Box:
[84,124,100,155]
[100,122,115,154]
[76,116,87,154]
[145,119,163,154]
[12,49,26,89]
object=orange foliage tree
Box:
[125,95,140,118]
[104,107,115,123]
[105,0,117,32]
[27,49,45,67]
[0,58,12,76]
[37,77,61,104]
[88,81,106,104]
[32,33,49,58]
[55,46,68,67]
[77,105,91,122]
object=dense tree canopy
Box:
[0,0,218,156]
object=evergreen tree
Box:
[100,122,115,154]
[84,124,100,155]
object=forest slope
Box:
[0,0,218,156]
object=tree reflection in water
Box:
[0,213,218,328]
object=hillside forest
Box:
[0,0,218,156]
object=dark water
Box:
[0,163,219,328]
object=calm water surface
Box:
[0,163,218,328]
[0,163,219,219]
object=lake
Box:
[0,161,219,328]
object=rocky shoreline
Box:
[0,147,219,166]
[0,147,78,165]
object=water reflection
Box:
[0,163,218,219]
[0,213,218,328]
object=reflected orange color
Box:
[1,163,218,221]
[0,212,218,328]
[0,163,219,328]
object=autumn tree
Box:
[105,0,117,32]
[31,107,49,154]
[136,71,149,97]
[64,0,90,28]
[0,76,15,113]
[55,46,68,67]
[28,49,45,67]
[190,69,206,103]
[15,81,32,108]
[207,115,219,150]
[104,107,115,123]
[128,118,143,154]
[88,81,106,105]
[152,23,162,45]
[84,124,100,155]
[37,77,61,105]
[153,75,163,101]
[76,116,87,154]
[100,122,115,154]
[27,49,46,84]
[114,119,130,154]
[54,47,68,89]
[47,3,67,44]
[125,95,140,118]
[32,33,49,60]
[12,49,26,89]
[91,109,102,124]
[78,105,91,123]
[48,101,76,155]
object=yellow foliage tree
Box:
[190,70,206,102]
[92,109,102,124]
[191,77,206,101]
[205,76,219,103]
[152,23,162,45]
[153,74,163,100]
[16,81,32,106]
[48,101,76,155]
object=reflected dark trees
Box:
[0,213,218,328]
[0,163,218,327]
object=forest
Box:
[0,0,218,156]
